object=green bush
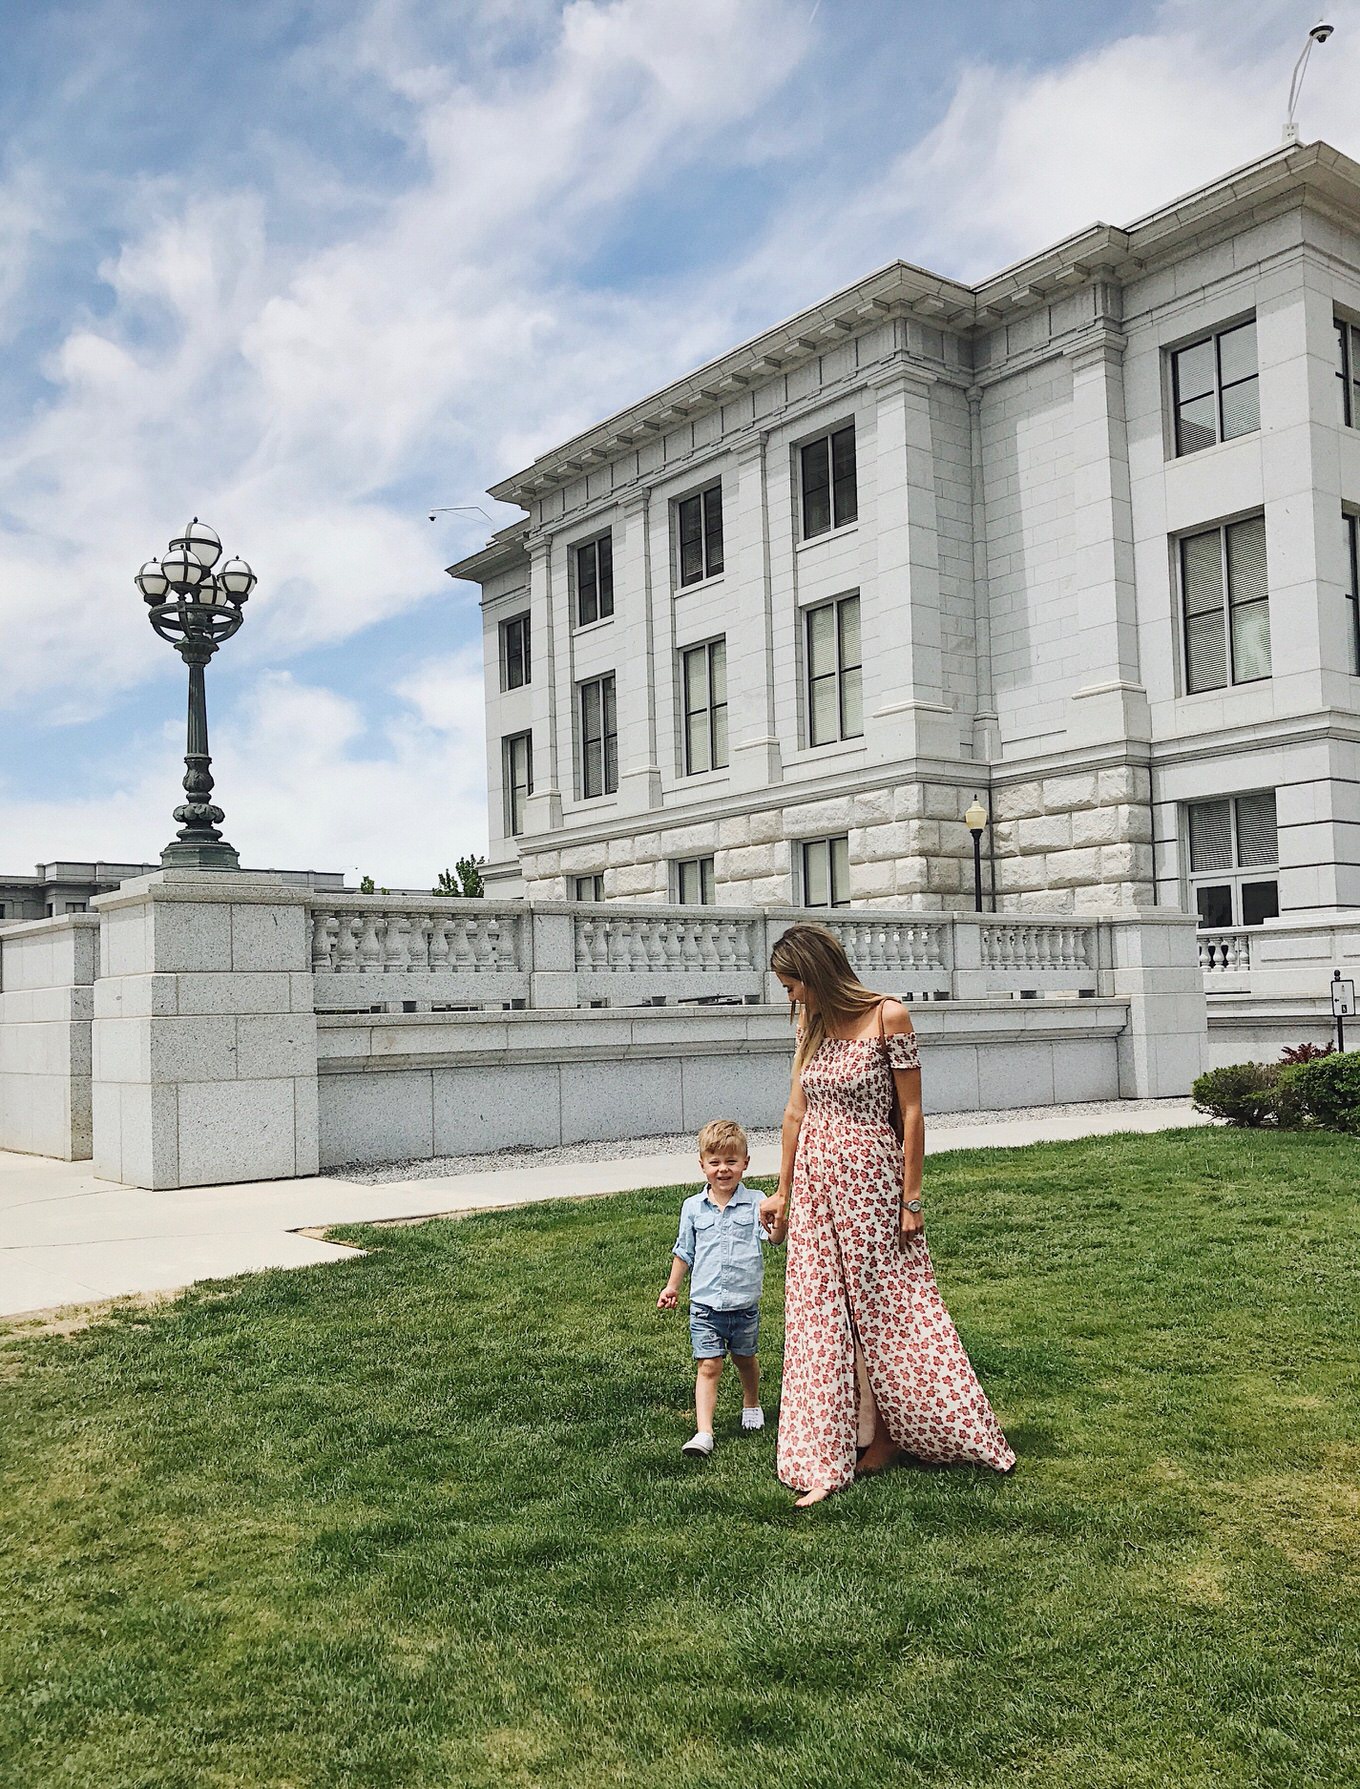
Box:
[1278,1050,1360,1136]
[1192,1061,1282,1126]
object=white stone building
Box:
[452,141,1360,933]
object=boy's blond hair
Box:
[697,1118,748,1157]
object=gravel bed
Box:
[331,1098,1191,1185]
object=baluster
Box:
[716,920,737,969]
[446,917,473,969]
[486,916,506,969]
[311,911,336,971]
[408,913,432,971]
[335,914,360,971]
[382,914,410,972]
[467,918,491,969]
[429,915,452,973]
[357,913,383,972]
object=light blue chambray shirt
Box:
[671,1182,772,1312]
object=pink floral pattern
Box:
[777,1030,1016,1493]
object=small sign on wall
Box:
[1332,975,1356,1018]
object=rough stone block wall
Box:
[991,765,1154,910]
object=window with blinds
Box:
[579,674,617,799]
[1186,791,1279,928]
[676,485,724,586]
[800,425,857,539]
[574,873,605,902]
[675,856,715,905]
[503,732,533,836]
[1170,319,1259,456]
[680,639,728,775]
[1346,512,1360,676]
[806,594,863,746]
[1180,515,1270,693]
[801,836,850,909]
[1338,319,1360,428]
[574,534,614,627]
[500,613,530,690]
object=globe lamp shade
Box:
[195,572,220,605]
[217,556,256,604]
[964,797,989,835]
[172,517,223,570]
[161,544,209,594]
[136,559,170,604]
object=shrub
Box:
[1192,1061,1281,1126]
[1277,1050,1360,1136]
[1279,1041,1335,1064]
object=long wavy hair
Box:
[770,923,883,1074]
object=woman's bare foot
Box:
[793,1485,835,1508]
[854,1445,901,1478]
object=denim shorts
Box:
[689,1301,760,1360]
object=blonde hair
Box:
[697,1118,749,1156]
[769,923,883,1073]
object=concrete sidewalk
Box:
[0,1101,1209,1321]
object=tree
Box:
[433,856,485,899]
[359,875,375,894]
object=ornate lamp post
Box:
[964,794,989,915]
[135,519,257,871]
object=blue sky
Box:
[1,0,1357,885]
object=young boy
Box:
[656,1118,786,1457]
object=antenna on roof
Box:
[1282,20,1334,144]
[428,505,492,524]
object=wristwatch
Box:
[904,1199,922,1214]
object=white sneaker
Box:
[682,1430,715,1457]
[741,1407,765,1432]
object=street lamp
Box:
[136,518,257,871]
[964,794,989,914]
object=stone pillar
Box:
[614,493,664,814]
[1100,911,1207,1098]
[864,362,956,762]
[729,433,783,791]
[91,872,319,1189]
[528,908,580,1007]
[522,531,564,835]
[0,914,99,1160]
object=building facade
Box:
[453,142,1360,928]
[0,861,348,924]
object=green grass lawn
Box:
[1,1128,1357,1789]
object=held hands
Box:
[758,1192,787,1233]
[657,1286,678,1310]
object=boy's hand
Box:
[657,1287,678,1310]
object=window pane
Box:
[831,426,857,526]
[678,496,702,585]
[810,676,838,745]
[678,860,698,904]
[838,596,861,670]
[840,665,863,738]
[1176,394,1218,455]
[1241,880,1279,926]
[603,677,617,792]
[703,486,723,575]
[801,438,831,537]
[1189,800,1233,873]
[711,699,728,769]
[1182,532,1224,616]
[807,603,835,675]
[577,543,597,625]
[1226,517,1268,608]
[687,711,709,775]
[831,836,850,907]
[1173,338,1216,401]
[1230,600,1272,682]
[584,741,601,798]
[1235,792,1278,867]
[1217,321,1256,387]
[1195,884,1233,928]
[709,640,726,706]
[1339,322,1353,425]
[700,859,715,905]
[803,841,829,907]
[1186,611,1227,692]
[684,645,708,714]
[597,534,613,616]
[1220,377,1259,440]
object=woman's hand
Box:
[759,1192,787,1233]
[899,1199,925,1246]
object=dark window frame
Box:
[805,593,864,746]
[676,483,724,587]
[801,835,851,910]
[503,731,533,836]
[579,673,618,800]
[1337,318,1360,428]
[1169,318,1260,457]
[1346,511,1360,676]
[1179,515,1271,695]
[574,873,605,902]
[574,533,615,628]
[680,637,728,776]
[500,612,531,691]
[675,856,716,906]
[799,424,858,540]
[1186,792,1279,929]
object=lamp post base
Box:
[160,839,242,871]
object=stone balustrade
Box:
[1198,928,1253,974]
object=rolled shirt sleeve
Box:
[673,1201,697,1266]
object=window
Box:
[681,639,728,774]
[801,835,850,909]
[574,873,605,902]
[1187,793,1279,928]
[806,594,863,745]
[800,425,857,539]
[574,533,614,627]
[675,856,715,905]
[1170,319,1259,455]
[503,732,533,836]
[500,613,530,690]
[677,485,723,586]
[1347,512,1360,675]
[1338,318,1360,427]
[1180,516,1270,693]
[579,674,618,799]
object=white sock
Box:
[741,1407,764,1430]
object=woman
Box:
[760,924,1015,1507]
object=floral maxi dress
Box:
[777,1030,1016,1493]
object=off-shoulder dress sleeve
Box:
[885,1030,920,1071]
